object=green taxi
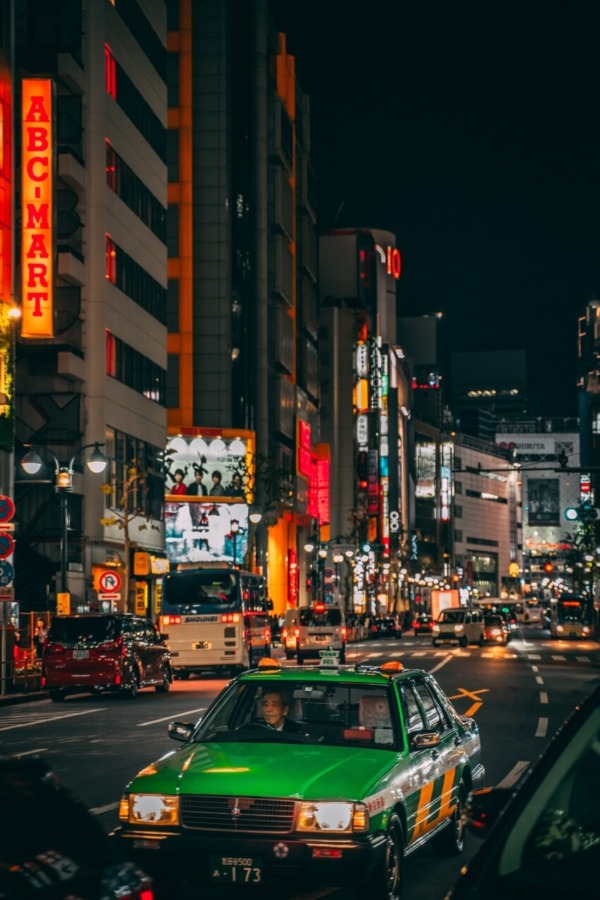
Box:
[113,654,485,898]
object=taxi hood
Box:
[127,742,397,801]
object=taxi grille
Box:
[180,795,296,832]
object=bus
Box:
[158,564,272,676]
[550,594,592,639]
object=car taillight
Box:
[341,626,347,639]
[45,643,65,654]
[162,615,182,626]
[281,627,288,639]
[265,628,271,641]
[294,627,300,638]
[221,613,241,623]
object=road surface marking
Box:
[527,654,541,660]
[535,676,544,685]
[138,706,207,727]
[551,655,566,661]
[0,708,102,732]
[91,801,119,815]
[14,747,49,757]
[447,687,489,717]
[539,692,548,704]
[497,760,529,788]
[531,665,538,672]
[535,717,549,738]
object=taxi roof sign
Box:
[318,648,340,669]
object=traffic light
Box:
[565,507,579,521]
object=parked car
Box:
[446,684,600,899]
[368,616,403,639]
[482,614,510,645]
[114,654,485,897]
[432,607,485,648]
[0,755,154,900]
[42,613,172,702]
[413,613,435,635]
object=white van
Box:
[432,607,484,648]
[296,604,347,664]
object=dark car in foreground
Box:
[447,685,600,899]
[42,613,172,701]
[114,654,485,898]
[0,756,154,900]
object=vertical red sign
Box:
[21,78,54,338]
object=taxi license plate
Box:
[194,641,211,650]
[210,855,262,884]
[73,649,89,659]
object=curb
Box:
[0,691,49,706]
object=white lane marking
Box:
[576,656,590,663]
[137,707,207,727]
[428,654,455,675]
[551,655,566,661]
[531,665,539,672]
[527,654,541,660]
[0,708,103,732]
[535,717,549,738]
[91,801,120,815]
[535,676,544,685]
[497,761,529,788]
[540,692,549,704]
[14,748,49,757]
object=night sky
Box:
[268,1,600,418]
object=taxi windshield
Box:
[193,680,398,750]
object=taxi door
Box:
[400,679,462,844]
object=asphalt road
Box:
[2,627,599,899]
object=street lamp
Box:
[230,518,239,566]
[20,442,108,597]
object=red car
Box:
[42,613,172,702]
[412,613,435,635]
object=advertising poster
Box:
[527,478,560,526]
[164,501,249,565]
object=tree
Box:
[99,462,160,612]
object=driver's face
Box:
[261,693,287,728]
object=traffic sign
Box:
[0,587,14,601]
[0,560,14,586]
[0,532,14,559]
[98,570,122,593]
[0,495,15,523]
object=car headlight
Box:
[556,625,564,633]
[454,624,464,633]
[297,801,368,833]
[432,624,440,633]
[119,793,180,826]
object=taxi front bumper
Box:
[112,825,386,887]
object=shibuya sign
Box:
[21,79,54,338]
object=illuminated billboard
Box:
[165,430,254,500]
[165,500,249,565]
[21,79,54,338]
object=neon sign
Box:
[21,79,54,338]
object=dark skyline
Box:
[269,1,600,418]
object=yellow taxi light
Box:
[257,657,281,671]
[381,660,404,676]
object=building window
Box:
[106,330,165,404]
[106,235,116,283]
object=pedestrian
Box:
[34,617,48,659]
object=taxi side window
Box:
[400,685,427,736]
[412,681,451,733]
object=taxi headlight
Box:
[297,801,368,833]
[119,793,180,826]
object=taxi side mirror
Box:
[168,721,194,742]
[411,731,440,750]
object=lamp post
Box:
[20,443,108,599]
[230,518,239,566]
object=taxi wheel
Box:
[434,789,465,856]
[370,813,404,899]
